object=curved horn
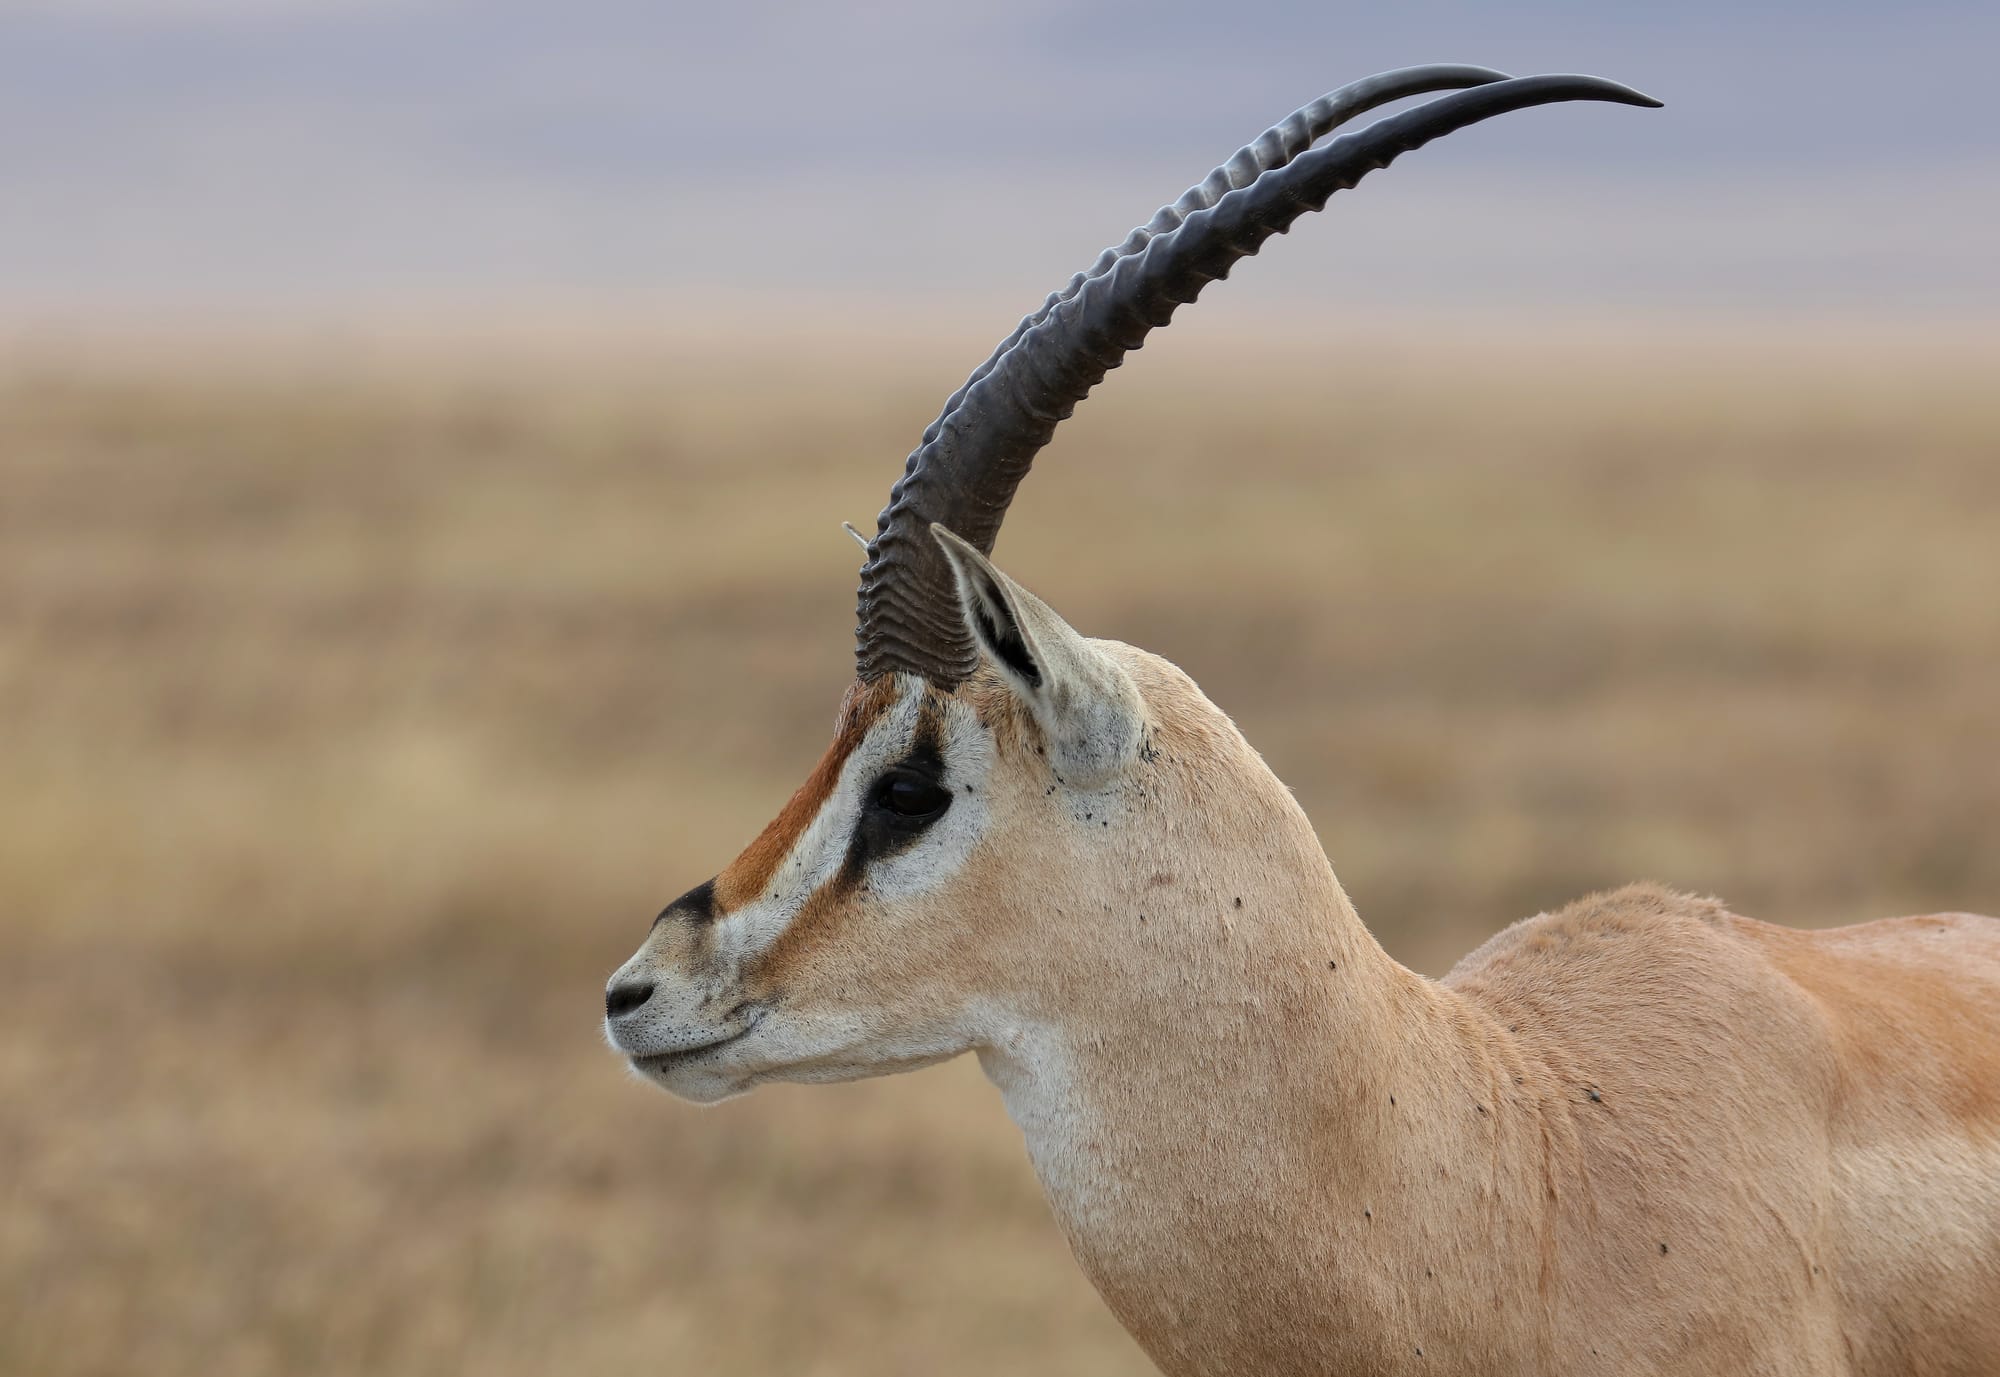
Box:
[855,72,1661,685]
[916,65,1514,448]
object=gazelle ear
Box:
[931,524,1144,786]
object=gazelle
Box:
[603,67,2000,1376]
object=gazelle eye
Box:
[873,770,952,823]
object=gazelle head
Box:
[604,66,1659,1103]
[606,537,1193,1103]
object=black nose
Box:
[605,980,655,1019]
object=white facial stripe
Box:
[714,681,994,961]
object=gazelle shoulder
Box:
[1443,881,1743,992]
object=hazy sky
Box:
[4,1,1996,320]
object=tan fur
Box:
[613,625,2000,1376]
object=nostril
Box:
[605,980,655,1019]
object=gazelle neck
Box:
[976,781,1541,1377]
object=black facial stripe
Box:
[899,728,945,785]
[839,723,949,885]
[654,877,718,927]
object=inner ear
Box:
[965,571,1042,688]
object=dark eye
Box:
[873,770,952,824]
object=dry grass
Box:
[4,324,1998,1376]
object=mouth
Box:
[628,1016,761,1073]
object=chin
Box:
[628,1053,754,1105]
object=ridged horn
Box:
[855,72,1661,685]
[913,65,1513,451]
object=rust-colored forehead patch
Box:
[712,676,906,912]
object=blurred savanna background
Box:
[4,3,1998,1375]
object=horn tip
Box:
[1586,76,1664,108]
